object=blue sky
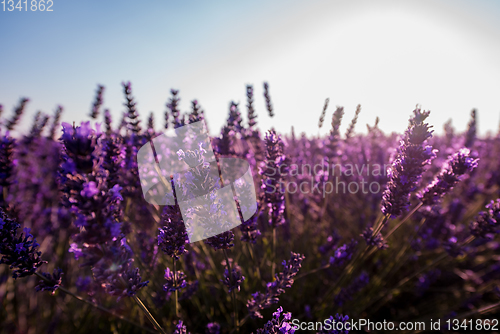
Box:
[1,0,500,137]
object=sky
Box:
[1,0,500,138]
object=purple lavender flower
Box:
[158,205,188,260]
[6,97,29,131]
[174,320,190,334]
[318,98,329,129]
[328,106,344,156]
[381,108,436,218]
[48,105,63,140]
[470,199,500,239]
[247,85,257,129]
[345,105,361,141]
[90,84,105,119]
[221,260,245,292]
[247,252,305,318]
[226,101,243,133]
[252,306,295,334]
[166,89,182,129]
[104,109,113,135]
[163,267,187,292]
[206,322,221,334]
[329,240,358,267]
[0,132,16,188]
[0,210,45,279]
[122,81,141,134]
[361,227,388,250]
[189,99,205,124]
[61,121,100,174]
[261,130,287,227]
[91,241,149,300]
[263,82,274,118]
[205,230,235,251]
[35,268,63,294]
[419,148,478,205]
[464,109,476,148]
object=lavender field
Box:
[1,82,499,334]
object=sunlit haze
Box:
[1,0,499,137]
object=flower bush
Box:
[0,82,499,333]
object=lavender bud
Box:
[470,199,500,239]
[381,108,436,218]
[35,268,63,294]
[419,148,478,206]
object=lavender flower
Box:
[247,85,258,129]
[318,98,329,129]
[263,82,274,117]
[48,105,63,140]
[329,240,358,267]
[470,199,500,239]
[261,130,287,227]
[61,121,100,174]
[247,252,305,318]
[464,108,476,148]
[158,205,188,260]
[167,89,182,129]
[6,97,29,131]
[174,320,190,334]
[419,148,478,205]
[252,306,295,334]
[104,109,113,135]
[329,106,344,155]
[221,260,245,292]
[35,268,63,294]
[122,81,141,134]
[0,132,15,187]
[163,267,187,292]
[91,241,149,300]
[189,99,205,124]
[0,210,45,279]
[344,104,361,141]
[381,108,436,218]
[361,227,388,250]
[206,322,221,334]
[90,84,105,119]
[205,230,235,251]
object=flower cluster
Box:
[419,148,478,205]
[381,108,436,218]
[247,252,305,318]
[0,209,45,279]
[252,306,295,334]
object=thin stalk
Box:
[272,227,276,280]
[223,249,239,333]
[386,202,423,239]
[173,258,179,317]
[33,273,157,334]
[133,296,167,334]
